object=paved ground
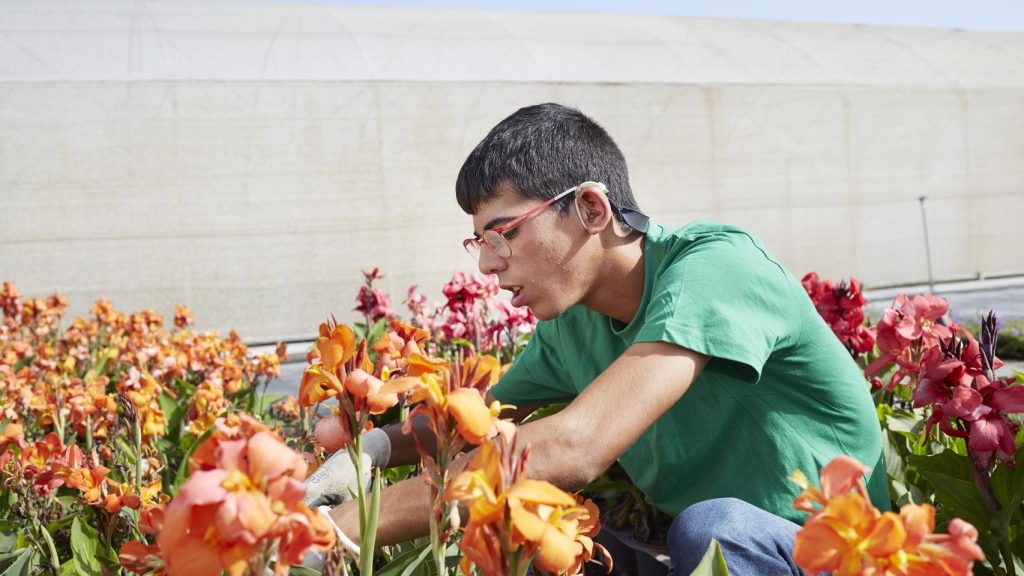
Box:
[263,276,1024,397]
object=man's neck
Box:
[579,232,646,325]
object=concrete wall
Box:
[2,1,1023,341]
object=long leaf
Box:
[0,548,33,576]
[688,539,729,576]
[70,517,103,576]
[171,425,216,494]
[375,542,431,576]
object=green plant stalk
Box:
[134,411,143,494]
[84,414,93,453]
[360,471,382,576]
[351,433,367,536]
[429,441,454,576]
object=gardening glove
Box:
[303,427,391,508]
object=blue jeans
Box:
[667,498,803,576]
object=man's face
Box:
[469,184,591,321]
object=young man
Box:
[306,103,888,574]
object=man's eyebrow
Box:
[474,216,514,237]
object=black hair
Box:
[455,103,640,224]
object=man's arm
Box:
[330,340,708,545]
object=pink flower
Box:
[913,334,1024,467]
[354,268,394,322]
[866,294,953,388]
[159,415,333,576]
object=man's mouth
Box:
[502,285,525,305]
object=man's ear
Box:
[574,186,613,234]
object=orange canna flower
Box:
[447,388,499,445]
[298,364,344,406]
[65,463,110,505]
[406,352,450,377]
[316,321,357,373]
[446,434,601,576]
[104,481,142,514]
[792,456,984,576]
[119,540,166,575]
[0,418,24,446]
[139,502,166,535]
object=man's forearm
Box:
[381,415,435,467]
[328,453,469,546]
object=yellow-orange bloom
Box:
[65,463,110,505]
[316,321,356,373]
[446,435,601,576]
[792,456,983,576]
[382,356,510,447]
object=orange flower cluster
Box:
[1,282,301,574]
[0,431,166,511]
[298,319,413,452]
[1,282,289,451]
[122,414,335,576]
[380,350,516,557]
[381,354,514,448]
[446,434,609,576]
[792,456,985,575]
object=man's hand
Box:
[303,427,392,507]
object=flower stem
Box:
[133,411,143,494]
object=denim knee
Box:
[667,498,802,576]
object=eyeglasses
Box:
[462,181,650,261]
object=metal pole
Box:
[918,195,936,294]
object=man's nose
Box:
[477,246,507,275]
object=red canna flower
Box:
[801,273,876,357]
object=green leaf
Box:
[882,431,907,482]
[254,392,288,415]
[11,356,34,373]
[171,425,215,494]
[883,409,921,435]
[908,451,974,482]
[70,516,103,576]
[687,539,729,576]
[158,390,187,443]
[0,531,16,555]
[44,515,76,535]
[990,446,1024,540]
[0,548,34,576]
[917,471,992,534]
[375,541,432,576]
[287,566,322,576]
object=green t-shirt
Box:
[491,221,888,524]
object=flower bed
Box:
[1,271,1018,575]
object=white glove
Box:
[303,427,392,508]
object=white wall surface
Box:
[2,1,1022,340]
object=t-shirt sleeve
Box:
[490,319,577,405]
[634,232,794,383]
